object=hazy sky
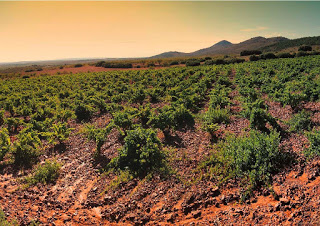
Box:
[1,1,320,63]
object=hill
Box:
[151,36,320,58]
[260,36,320,52]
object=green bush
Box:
[242,99,280,133]
[148,105,194,132]
[289,110,312,132]
[75,103,94,121]
[209,88,231,108]
[27,159,61,185]
[0,110,4,126]
[298,45,312,51]
[5,117,23,133]
[214,59,226,65]
[186,59,200,67]
[109,127,165,177]
[240,50,262,56]
[85,122,114,155]
[171,104,194,128]
[277,52,294,58]
[203,130,288,194]
[201,122,220,141]
[249,108,279,132]
[0,129,11,161]
[169,61,179,66]
[48,122,73,145]
[279,91,306,109]
[113,111,133,132]
[13,131,41,167]
[305,130,320,158]
[260,53,277,60]
[203,107,230,125]
[249,55,260,61]
[148,107,173,133]
[74,64,83,68]
[296,51,308,57]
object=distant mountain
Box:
[190,40,232,56]
[151,36,292,58]
[260,36,320,52]
[150,51,185,59]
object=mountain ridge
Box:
[151,36,320,58]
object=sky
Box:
[1,1,320,63]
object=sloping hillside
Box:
[1,56,320,225]
[261,36,320,52]
[151,36,320,58]
[151,36,288,58]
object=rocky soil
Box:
[1,102,320,225]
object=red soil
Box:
[0,101,320,225]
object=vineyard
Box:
[1,56,320,225]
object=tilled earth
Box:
[1,102,320,225]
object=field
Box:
[1,56,320,225]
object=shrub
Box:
[298,45,312,51]
[171,104,194,128]
[0,129,11,161]
[216,76,232,87]
[202,130,288,195]
[0,110,4,126]
[227,58,246,64]
[113,111,133,132]
[27,159,61,185]
[13,131,41,167]
[240,50,262,56]
[289,110,313,132]
[109,127,165,177]
[242,100,280,133]
[209,87,231,108]
[202,122,220,141]
[305,130,320,158]
[148,107,173,133]
[148,105,194,132]
[203,107,230,125]
[186,59,200,67]
[310,51,320,56]
[95,61,105,67]
[214,59,226,65]
[277,52,294,58]
[204,60,215,65]
[47,122,73,145]
[5,117,23,133]
[248,107,279,133]
[74,64,83,68]
[249,55,260,61]
[130,88,145,103]
[95,61,133,68]
[260,53,277,60]
[75,104,94,121]
[296,51,308,57]
[169,61,179,66]
[279,91,306,109]
[85,123,114,155]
